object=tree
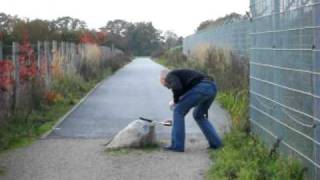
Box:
[196,13,247,32]
[127,22,161,55]
[100,20,132,51]
[162,31,182,49]
[26,19,51,42]
[0,13,19,33]
[101,19,131,37]
[48,16,87,42]
[52,16,87,32]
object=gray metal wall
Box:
[183,20,250,57]
[250,0,320,179]
[183,0,320,179]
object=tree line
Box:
[0,13,182,56]
[196,13,248,32]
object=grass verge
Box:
[0,67,114,153]
[206,92,304,180]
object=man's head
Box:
[160,69,169,86]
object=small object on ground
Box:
[139,117,172,127]
[105,119,157,149]
[163,120,172,126]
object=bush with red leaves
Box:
[18,34,37,81]
[0,60,14,91]
[79,32,97,44]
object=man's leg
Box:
[193,96,222,149]
[170,92,203,151]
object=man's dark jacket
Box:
[165,69,212,103]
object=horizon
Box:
[0,0,249,37]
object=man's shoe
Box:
[163,146,184,152]
[207,144,223,150]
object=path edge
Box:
[40,78,107,139]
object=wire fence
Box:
[183,0,320,179]
[0,41,123,124]
[250,0,319,179]
[183,19,250,57]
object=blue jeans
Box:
[171,81,222,151]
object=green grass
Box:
[216,90,249,132]
[206,129,305,180]
[0,83,94,151]
[206,91,304,180]
[0,68,114,152]
[105,144,161,156]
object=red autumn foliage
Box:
[96,32,107,44]
[19,33,37,81]
[44,90,63,104]
[79,32,96,44]
[0,60,14,91]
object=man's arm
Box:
[165,73,184,103]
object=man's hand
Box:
[169,100,175,110]
[162,119,172,126]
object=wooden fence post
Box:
[37,41,41,74]
[12,42,20,109]
[71,43,75,67]
[44,41,51,89]
[0,41,3,60]
[111,43,114,57]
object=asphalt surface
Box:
[0,57,231,180]
[48,57,230,139]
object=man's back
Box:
[165,69,207,103]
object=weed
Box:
[206,129,304,180]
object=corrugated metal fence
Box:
[250,0,320,179]
[183,0,320,179]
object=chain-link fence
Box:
[250,0,320,179]
[183,0,320,179]
[183,19,250,57]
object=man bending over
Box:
[160,69,222,152]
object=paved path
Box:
[48,57,229,139]
[0,57,230,180]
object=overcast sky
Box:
[1,0,249,37]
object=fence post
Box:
[12,42,20,109]
[111,43,114,57]
[71,43,75,67]
[44,41,51,89]
[37,41,41,74]
[314,3,320,179]
[0,41,3,60]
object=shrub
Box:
[158,45,248,91]
[107,53,131,71]
[217,90,249,132]
[80,44,102,80]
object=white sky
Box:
[0,0,249,37]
